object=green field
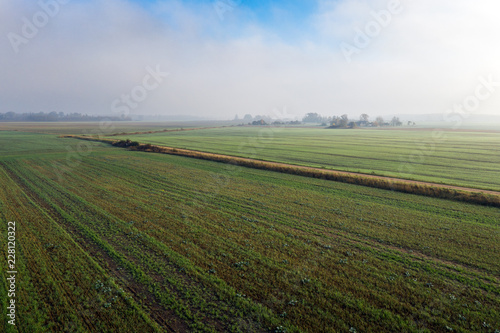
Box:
[0,121,213,135]
[111,127,500,191]
[1,130,499,332]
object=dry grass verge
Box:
[61,135,500,208]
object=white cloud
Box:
[0,0,499,119]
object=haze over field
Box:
[1,0,500,119]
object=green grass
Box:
[0,131,112,159]
[0,121,209,135]
[1,131,499,332]
[111,127,500,191]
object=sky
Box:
[1,0,500,120]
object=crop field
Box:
[111,127,500,192]
[0,121,223,135]
[1,130,499,332]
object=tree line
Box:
[302,113,415,128]
[0,112,131,122]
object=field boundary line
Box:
[61,135,500,207]
[105,125,228,137]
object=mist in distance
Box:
[1,0,499,121]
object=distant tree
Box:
[243,114,253,122]
[0,111,130,122]
[329,116,339,127]
[251,119,267,125]
[360,114,369,123]
[259,115,272,123]
[375,116,384,127]
[48,111,58,121]
[339,114,349,127]
[391,116,402,126]
[302,113,323,123]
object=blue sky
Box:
[133,0,318,24]
[131,0,322,44]
[1,0,499,119]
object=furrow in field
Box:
[0,162,163,332]
[14,158,281,332]
[0,161,181,332]
[3,131,500,332]
[29,151,500,332]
